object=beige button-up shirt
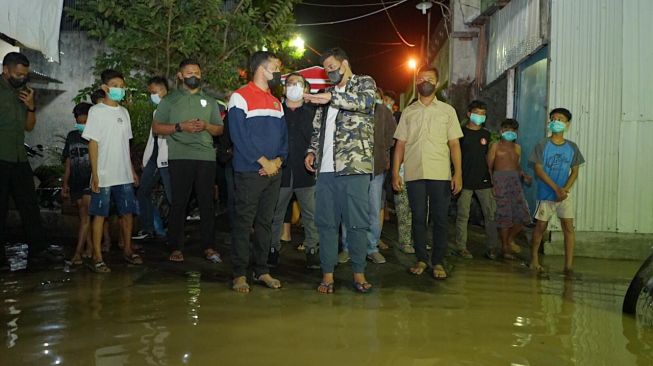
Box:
[394,97,463,182]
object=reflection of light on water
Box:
[186,272,201,326]
[512,317,533,348]
[183,353,191,364]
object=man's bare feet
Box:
[510,241,522,253]
[169,250,184,262]
[232,276,250,293]
[410,261,428,275]
[432,264,448,280]
[256,274,282,289]
[529,261,544,271]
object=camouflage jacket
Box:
[307,74,376,176]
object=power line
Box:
[296,0,410,27]
[380,0,415,47]
[312,30,404,46]
[300,1,402,7]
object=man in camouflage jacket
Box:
[304,48,376,294]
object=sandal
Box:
[169,250,184,262]
[502,252,517,261]
[204,249,222,263]
[296,243,306,252]
[432,264,448,280]
[88,261,111,273]
[317,282,335,294]
[377,240,390,250]
[452,249,473,259]
[399,244,416,254]
[409,261,428,275]
[124,253,143,265]
[232,277,250,293]
[254,274,282,289]
[352,282,373,293]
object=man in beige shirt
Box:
[392,66,463,280]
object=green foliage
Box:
[67,0,302,93]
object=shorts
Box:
[70,188,91,203]
[89,184,139,217]
[534,193,574,221]
[493,170,531,228]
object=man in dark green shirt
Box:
[152,58,224,263]
[0,52,58,264]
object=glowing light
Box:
[291,36,305,50]
[408,58,417,70]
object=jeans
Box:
[231,172,281,278]
[341,172,384,254]
[168,160,216,252]
[455,188,498,250]
[406,179,451,266]
[137,160,171,234]
[270,181,318,251]
[89,184,139,217]
[0,161,47,255]
[315,173,370,274]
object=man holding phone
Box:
[0,52,59,265]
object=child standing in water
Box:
[487,119,532,259]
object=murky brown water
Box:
[2,254,652,366]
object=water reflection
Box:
[0,257,651,365]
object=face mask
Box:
[267,71,282,88]
[549,120,566,133]
[328,67,344,84]
[183,76,201,89]
[386,103,393,111]
[469,113,486,125]
[285,85,303,101]
[150,93,162,105]
[74,123,86,133]
[501,131,517,141]
[107,87,126,102]
[375,98,383,105]
[8,76,27,89]
[417,81,436,97]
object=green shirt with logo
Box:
[0,77,28,163]
[155,88,223,161]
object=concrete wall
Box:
[22,31,102,167]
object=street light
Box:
[408,58,418,101]
[416,1,433,15]
[291,36,305,52]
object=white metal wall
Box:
[549,0,653,233]
[618,0,653,233]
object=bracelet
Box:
[27,107,36,113]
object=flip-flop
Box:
[409,261,428,275]
[88,261,111,273]
[317,282,335,294]
[432,264,448,280]
[124,253,143,265]
[254,275,282,289]
[169,251,184,263]
[232,277,250,293]
[204,251,222,263]
[352,282,373,293]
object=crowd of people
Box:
[0,48,584,293]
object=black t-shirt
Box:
[460,126,492,190]
[62,130,91,192]
[281,103,316,188]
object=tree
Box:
[68,0,301,93]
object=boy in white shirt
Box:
[82,69,141,272]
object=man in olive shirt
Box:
[0,52,58,263]
[392,66,463,280]
[152,59,224,263]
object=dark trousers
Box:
[315,173,370,274]
[231,172,281,278]
[406,179,451,266]
[224,162,237,229]
[168,160,216,251]
[0,161,46,255]
[137,160,172,234]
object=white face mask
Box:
[285,85,303,102]
[150,93,162,105]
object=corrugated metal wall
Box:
[618,0,653,233]
[549,0,653,233]
[549,0,621,232]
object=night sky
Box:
[294,0,444,95]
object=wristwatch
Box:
[175,123,182,132]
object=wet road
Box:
[2,235,652,366]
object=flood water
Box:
[2,244,652,366]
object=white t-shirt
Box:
[320,85,345,173]
[82,103,134,187]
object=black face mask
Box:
[183,76,201,89]
[417,81,436,97]
[8,76,27,89]
[268,71,282,88]
[328,69,344,84]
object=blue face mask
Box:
[501,131,517,141]
[107,87,126,102]
[74,123,86,132]
[549,120,567,133]
[150,93,162,105]
[470,113,486,125]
